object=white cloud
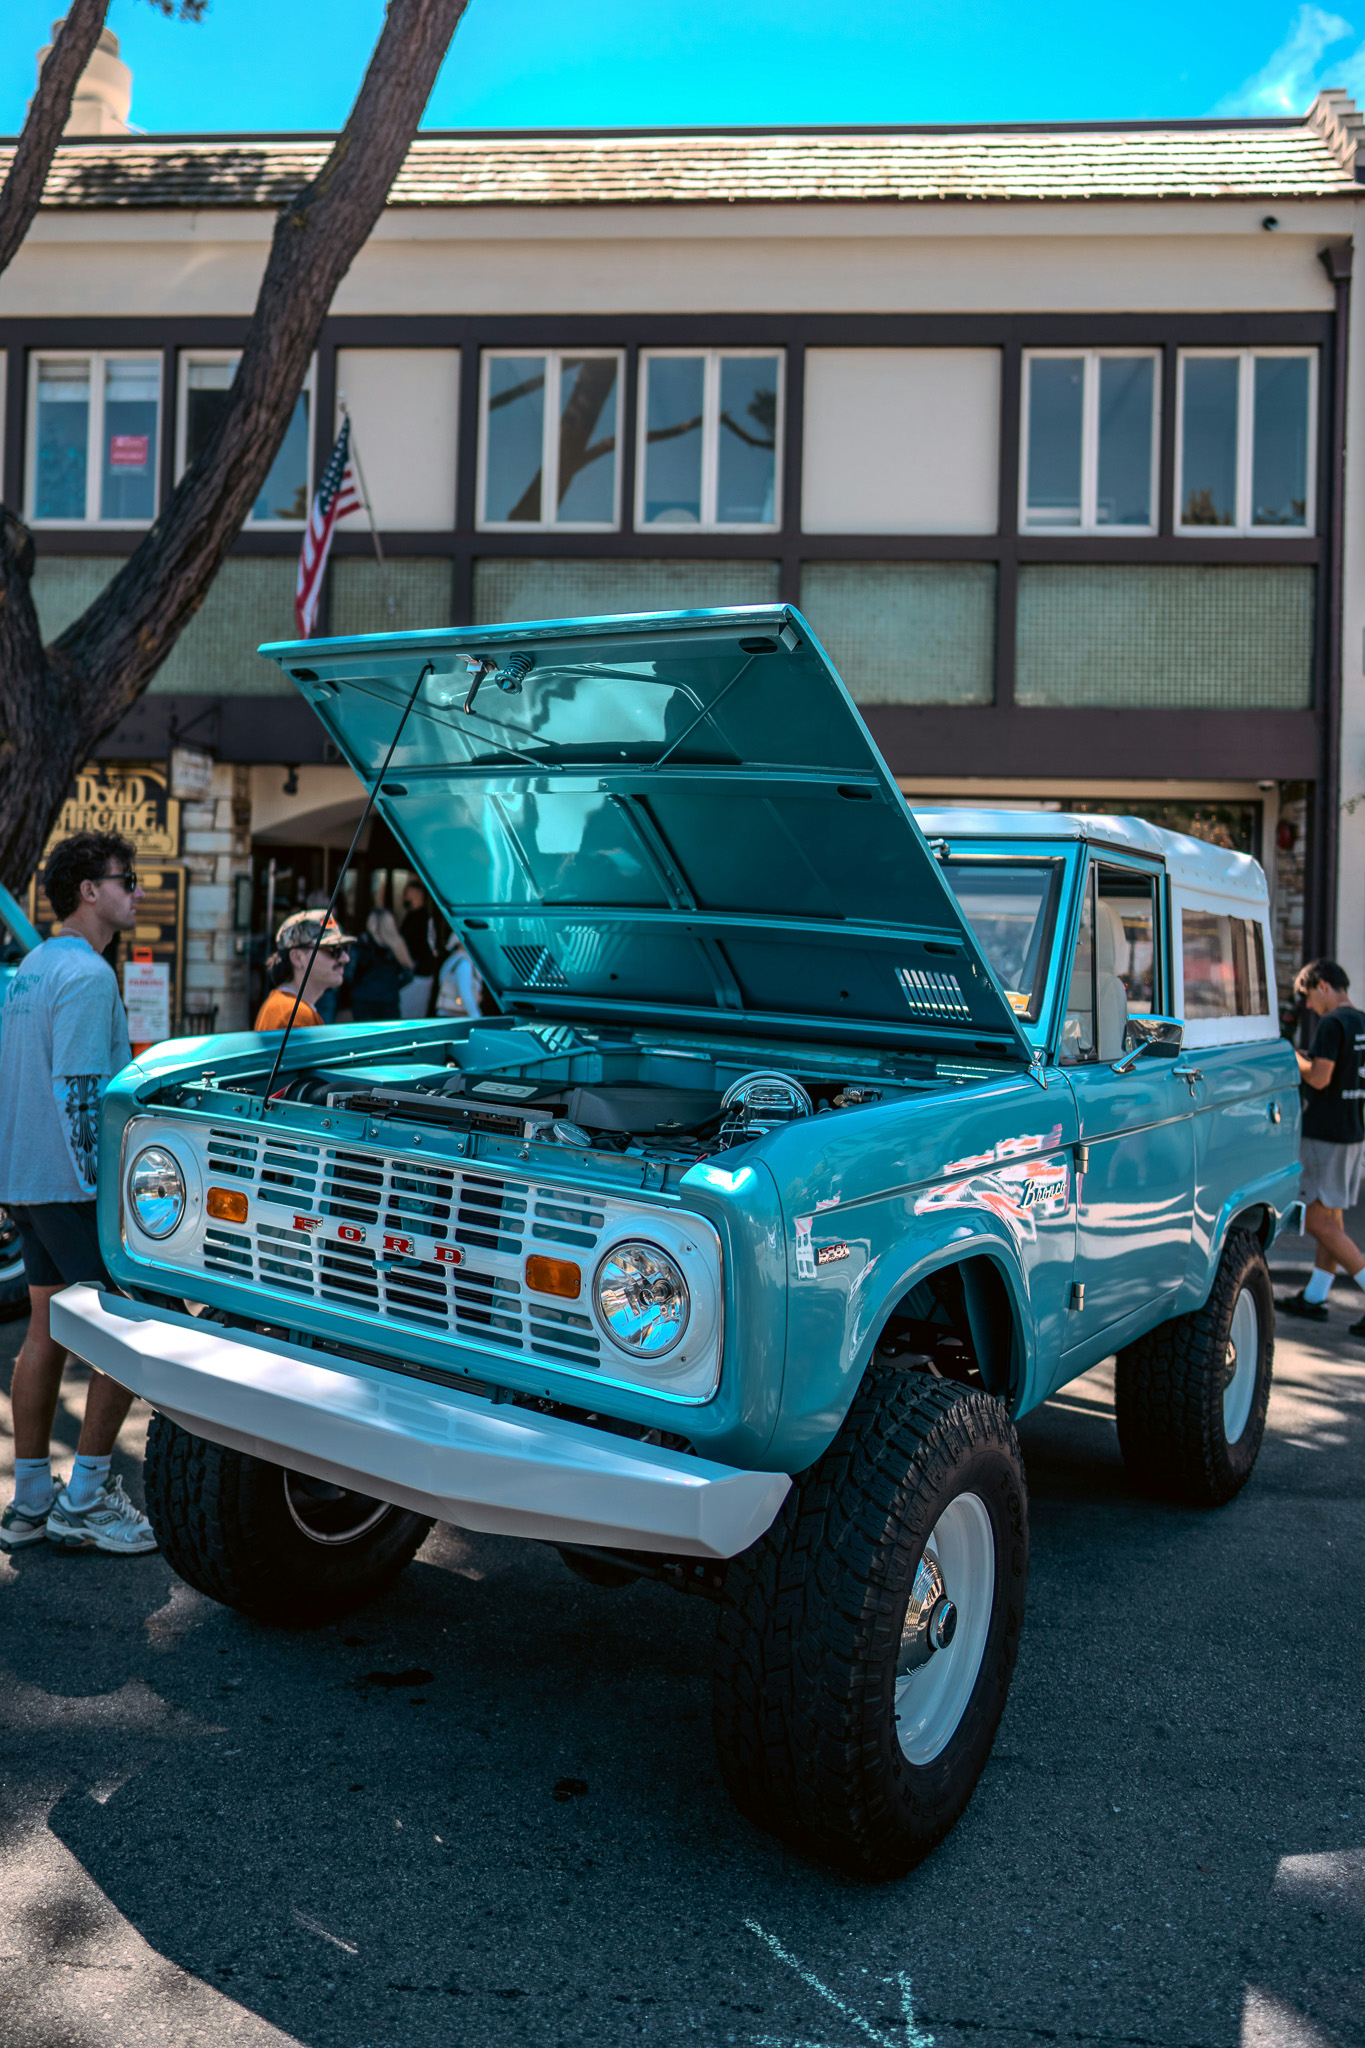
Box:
[1216,3,1365,114]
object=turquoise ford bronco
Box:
[51,606,1301,1877]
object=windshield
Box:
[940,861,1061,1020]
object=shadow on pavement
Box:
[2,1323,1362,2048]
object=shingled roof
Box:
[8,94,1365,211]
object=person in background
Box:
[398,879,446,1020]
[304,889,342,1021]
[436,929,483,1019]
[0,831,157,1555]
[349,897,414,1022]
[254,912,352,1031]
[1279,959,1365,1333]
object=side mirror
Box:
[1111,1013,1184,1073]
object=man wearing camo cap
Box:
[254,911,353,1032]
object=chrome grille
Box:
[199,1126,612,1369]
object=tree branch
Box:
[0,0,472,888]
[59,0,471,718]
[0,0,110,277]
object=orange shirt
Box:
[254,988,322,1032]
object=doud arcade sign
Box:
[46,765,180,859]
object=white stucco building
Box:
[4,37,1365,1025]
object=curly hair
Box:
[42,830,137,921]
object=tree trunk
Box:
[0,0,470,890]
[0,0,110,276]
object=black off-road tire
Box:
[1114,1228,1274,1508]
[712,1370,1028,1880]
[143,1413,433,1625]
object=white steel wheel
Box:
[895,1490,996,1765]
[1223,1287,1259,1445]
[282,1471,393,1546]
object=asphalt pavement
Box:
[1,1257,1361,2048]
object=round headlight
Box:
[128,1146,186,1239]
[594,1241,690,1358]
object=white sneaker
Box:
[46,1474,158,1555]
[0,1498,54,1550]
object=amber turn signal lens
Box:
[207,1187,249,1224]
[525,1254,581,1299]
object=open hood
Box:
[259,606,1030,1059]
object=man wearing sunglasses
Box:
[254,910,354,1032]
[0,830,156,1555]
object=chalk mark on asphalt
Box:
[291,1908,359,1955]
[745,1918,935,2048]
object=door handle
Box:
[1173,1064,1203,1095]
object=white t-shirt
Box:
[0,935,132,1204]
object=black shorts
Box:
[7,1201,110,1290]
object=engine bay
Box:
[192,1017,991,1166]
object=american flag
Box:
[294,418,362,637]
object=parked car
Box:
[0,881,41,1317]
[51,606,1301,1877]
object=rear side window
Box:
[1181,909,1269,1018]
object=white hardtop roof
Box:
[910,807,1269,905]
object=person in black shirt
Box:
[1279,959,1365,1331]
[398,880,447,1021]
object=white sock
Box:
[1303,1267,1334,1304]
[1350,1268,1365,1294]
[13,1458,54,1513]
[65,1455,111,1512]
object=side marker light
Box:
[525,1254,581,1299]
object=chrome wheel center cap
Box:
[898,1548,955,1674]
[930,1597,958,1650]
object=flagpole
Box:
[338,394,397,620]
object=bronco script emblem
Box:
[914,1152,1071,1241]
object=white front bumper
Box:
[51,1286,789,1561]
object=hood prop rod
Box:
[258,662,433,1113]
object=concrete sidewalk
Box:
[1274,1197,1365,1305]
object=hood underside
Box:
[259,605,1029,1058]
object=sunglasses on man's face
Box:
[99,869,138,893]
[318,943,351,962]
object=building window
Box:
[176,353,313,524]
[27,352,161,524]
[1176,350,1316,533]
[478,350,622,530]
[1021,351,1158,532]
[637,350,783,530]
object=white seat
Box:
[1095,899,1129,1061]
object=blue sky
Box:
[5,0,1365,133]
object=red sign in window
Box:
[109,434,148,469]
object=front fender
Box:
[766,1213,1036,1473]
